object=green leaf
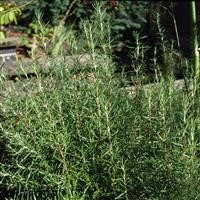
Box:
[0,31,5,39]
[0,13,10,25]
[8,11,15,23]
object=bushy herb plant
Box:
[0,2,200,200]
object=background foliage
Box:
[13,0,149,50]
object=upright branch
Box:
[59,0,77,26]
[190,1,199,79]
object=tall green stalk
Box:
[190,1,199,78]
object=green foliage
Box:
[0,2,200,200]
[111,1,148,39]
[13,0,149,52]
[0,4,22,25]
[49,0,70,24]
[0,3,22,39]
[19,0,90,26]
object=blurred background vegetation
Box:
[1,1,149,65]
